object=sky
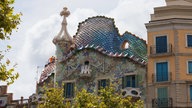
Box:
[1,0,166,99]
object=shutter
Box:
[157,87,168,99]
[127,76,131,87]
[187,35,192,47]
[156,62,168,82]
[135,75,138,87]
[122,77,125,89]
[163,62,168,81]
[157,87,168,107]
[156,36,167,53]
[67,83,71,98]
[71,83,74,97]
[64,84,67,98]
[156,62,162,82]
[132,76,136,88]
[102,80,106,87]
[189,61,192,73]
[98,80,101,90]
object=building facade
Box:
[0,85,29,108]
[49,7,147,101]
[146,0,192,107]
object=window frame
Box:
[156,87,168,99]
[122,74,137,89]
[63,80,75,99]
[153,35,169,54]
[186,34,192,47]
[98,79,110,90]
[154,61,169,82]
[187,60,192,74]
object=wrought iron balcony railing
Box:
[152,97,173,108]
[150,44,173,57]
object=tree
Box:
[38,85,66,108]
[74,86,144,108]
[0,0,21,84]
[39,85,144,108]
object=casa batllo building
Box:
[38,7,147,102]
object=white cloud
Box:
[8,15,61,99]
[106,0,165,40]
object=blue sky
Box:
[1,0,165,99]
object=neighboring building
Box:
[146,0,192,107]
[0,85,29,108]
[49,7,147,101]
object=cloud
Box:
[8,15,61,99]
[106,0,165,40]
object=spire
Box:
[53,7,72,44]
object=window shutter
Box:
[127,76,131,87]
[98,80,101,90]
[187,35,192,47]
[71,83,74,97]
[64,84,67,98]
[188,61,192,73]
[122,77,125,89]
[135,75,138,87]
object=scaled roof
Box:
[70,16,147,65]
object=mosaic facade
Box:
[40,7,147,100]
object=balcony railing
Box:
[152,72,172,83]
[150,44,173,57]
[152,97,173,108]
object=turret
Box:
[53,7,72,60]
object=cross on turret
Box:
[60,7,70,26]
[53,7,72,44]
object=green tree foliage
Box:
[38,85,66,108]
[39,85,144,108]
[0,0,21,84]
[0,0,21,40]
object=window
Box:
[157,87,168,107]
[64,82,74,98]
[156,62,168,82]
[188,61,192,74]
[187,35,192,47]
[157,87,168,99]
[156,36,167,53]
[121,40,129,49]
[98,79,110,90]
[190,85,192,101]
[122,75,137,89]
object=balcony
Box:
[150,44,173,57]
[152,97,173,108]
[80,65,91,78]
[152,72,172,83]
